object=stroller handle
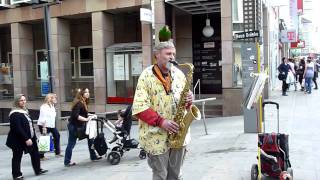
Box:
[263,101,279,109]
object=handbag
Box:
[93,120,108,156]
[77,124,88,140]
[278,72,286,81]
[38,135,52,152]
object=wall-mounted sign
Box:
[234,30,260,39]
[280,29,297,42]
[290,40,305,48]
[140,8,153,24]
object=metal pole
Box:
[201,101,208,135]
[43,5,54,93]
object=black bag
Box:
[94,132,108,156]
[278,72,286,81]
[76,124,87,140]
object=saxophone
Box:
[168,61,201,149]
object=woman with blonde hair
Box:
[37,93,63,160]
[6,94,48,180]
[64,88,101,166]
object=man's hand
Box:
[26,139,33,146]
[185,90,193,108]
[160,119,179,134]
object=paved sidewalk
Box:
[0,88,320,180]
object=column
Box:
[221,0,242,116]
[154,0,166,45]
[50,18,71,129]
[11,23,35,99]
[92,12,114,113]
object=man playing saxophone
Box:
[132,40,194,180]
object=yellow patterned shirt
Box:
[132,65,186,155]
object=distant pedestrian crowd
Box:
[278,56,319,96]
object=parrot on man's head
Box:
[159,25,172,42]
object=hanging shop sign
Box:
[234,30,260,39]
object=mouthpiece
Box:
[169,60,178,66]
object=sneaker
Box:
[282,93,288,96]
[91,156,102,162]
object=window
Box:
[35,49,47,79]
[78,46,93,78]
[7,52,12,78]
[70,47,76,78]
[232,0,243,23]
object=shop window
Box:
[0,52,13,99]
[78,46,93,78]
[70,47,76,78]
[35,49,47,79]
[106,43,142,104]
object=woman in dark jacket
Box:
[64,88,101,166]
[278,57,291,96]
[298,58,306,91]
[6,94,48,180]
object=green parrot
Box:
[159,25,172,42]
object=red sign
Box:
[287,32,296,41]
[290,40,305,48]
[297,0,303,14]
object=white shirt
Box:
[37,103,56,128]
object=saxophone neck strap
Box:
[152,64,172,95]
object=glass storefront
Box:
[106,42,142,104]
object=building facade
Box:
[0,0,281,133]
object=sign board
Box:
[40,61,49,81]
[140,8,153,23]
[41,81,50,96]
[290,40,305,48]
[234,31,260,39]
[131,53,143,76]
[280,30,297,42]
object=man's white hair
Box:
[154,40,175,52]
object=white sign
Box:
[40,61,49,81]
[140,8,153,23]
[113,54,129,80]
[131,53,143,76]
[280,30,297,42]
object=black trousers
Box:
[282,80,288,94]
[38,125,61,157]
[11,137,41,178]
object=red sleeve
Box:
[136,108,165,127]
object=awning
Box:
[165,0,220,15]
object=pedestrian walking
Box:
[64,88,101,167]
[304,57,315,94]
[278,57,290,96]
[6,94,48,180]
[37,93,63,160]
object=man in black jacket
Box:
[278,57,291,96]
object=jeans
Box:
[11,137,41,178]
[282,80,288,94]
[305,77,313,93]
[64,123,97,165]
[38,125,61,157]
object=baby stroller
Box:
[100,116,146,165]
[251,101,293,180]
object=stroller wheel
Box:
[107,151,121,165]
[250,164,258,180]
[111,146,124,157]
[139,149,146,159]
